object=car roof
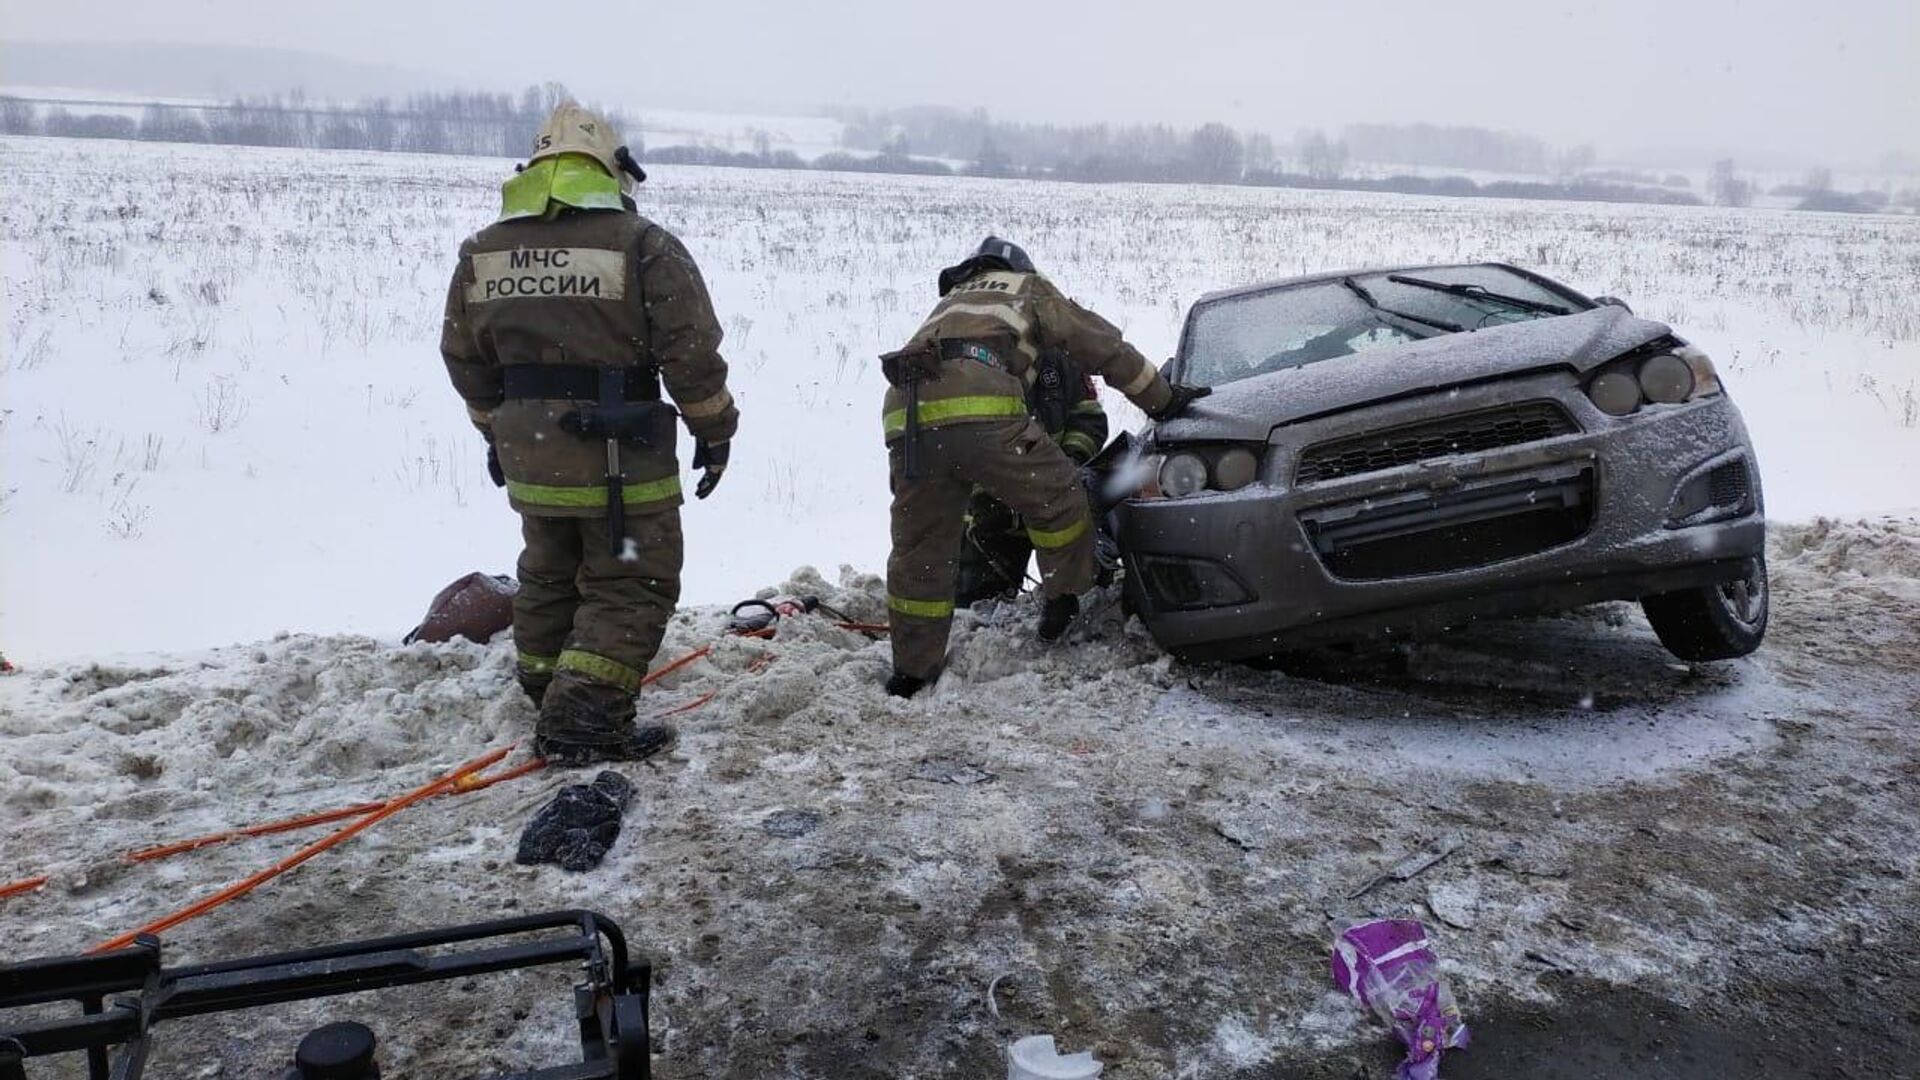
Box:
[1191,261,1532,307]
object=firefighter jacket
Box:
[441,206,737,517]
[881,270,1172,443]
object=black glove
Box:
[1148,383,1213,422]
[485,443,505,488]
[515,771,633,872]
[692,439,729,500]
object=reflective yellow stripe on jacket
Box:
[882,395,1028,440]
[505,475,683,510]
[1027,517,1089,550]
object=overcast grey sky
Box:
[8,0,1916,165]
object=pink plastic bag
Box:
[1331,919,1470,1080]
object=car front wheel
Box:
[1641,554,1769,661]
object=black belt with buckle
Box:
[502,364,660,402]
[938,340,1005,369]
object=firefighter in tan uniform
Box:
[954,350,1110,607]
[440,104,738,763]
[880,238,1209,697]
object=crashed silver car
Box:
[1110,262,1768,663]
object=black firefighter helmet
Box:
[937,236,1036,296]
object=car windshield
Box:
[1180,265,1584,389]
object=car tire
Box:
[1641,554,1769,661]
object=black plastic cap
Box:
[294,1022,379,1080]
[614,145,648,185]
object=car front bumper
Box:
[1116,372,1766,660]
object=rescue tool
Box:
[724,595,875,636]
[879,342,942,483]
[0,911,653,1080]
[555,369,678,556]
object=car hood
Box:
[1155,307,1674,443]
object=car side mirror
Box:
[1594,296,1633,313]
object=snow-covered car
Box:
[1111,262,1768,663]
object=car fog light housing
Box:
[1213,448,1258,491]
[1160,452,1209,498]
[1588,371,1642,416]
[1638,353,1695,404]
[1138,555,1254,610]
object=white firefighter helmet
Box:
[529,102,624,180]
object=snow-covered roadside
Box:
[3,518,1916,1076]
[3,136,1918,662]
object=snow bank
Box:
[2,520,1917,1075]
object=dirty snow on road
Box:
[3,519,1917,1076]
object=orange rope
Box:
[657,689,718,717]
[640,644,714,687]
[0,876,48,900]
[14,615,877,916]
[126,802,388,863]
[449,756,547,793]
[4,758,547,910]
[90,745,512,953]
[639,626,777,688]
[122,758,548,865]
[651,653,777,719]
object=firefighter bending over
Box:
[953,348,1111,608]
[880,237,1208,698]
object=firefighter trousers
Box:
[887,417,1094,679]
[512,509,683,735]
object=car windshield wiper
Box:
[1342,276,1465,334]
[1384,274,1570,316]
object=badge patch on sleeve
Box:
[468,248,626,303]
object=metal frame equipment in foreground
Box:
[0,910,651,1080]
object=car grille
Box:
[1301,465,1595,580]
[1295,402,1579,485]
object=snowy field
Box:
[2,136,1920,1077]
[2,135,1917,661]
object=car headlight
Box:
[1638,353,1694,404]
[1212,447,1258,491]
[1589,371,1642,416]
[1137,444,1266,499]
[1678,345,1721,397]
[1160,453,1209,498]
[1585,343,1723,417]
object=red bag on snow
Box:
[405,572,518,645]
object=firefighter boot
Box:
[535,678,676,766]
[1037,594,1080,642]
[885,671,929,699]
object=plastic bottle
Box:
[1007,1034,1103,1080]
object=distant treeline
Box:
[0,84,628,159]
[830,105,1271,184]
[1242,170,1704,205]
[824,105,1712,203]
[2,92,1907,213]
[1342,122,1554,174]
[830,108,1616,182]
